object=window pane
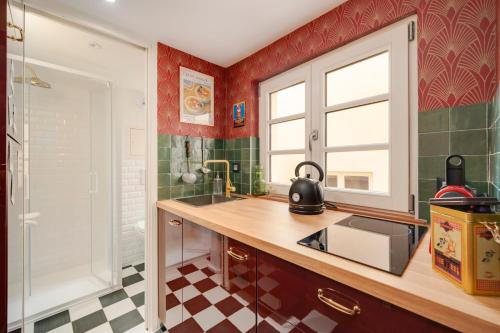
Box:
[326,52,389,106]
[270,82,305,119]
[271,119,305,150]
[270,154,304,184]
[326,101,389,147]
[326,150,389,193]
[345,176,370,190]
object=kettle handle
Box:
[295,161,324,182]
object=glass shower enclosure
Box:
[7,1,118,330]
[22,62,115,321]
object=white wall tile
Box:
[121,159,145,266]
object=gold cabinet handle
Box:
[7,22,24,42]
[227,246,248,262]
[168,219,182,227]
[317,288,361,316]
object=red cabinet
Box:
[225,238,257,333]
[256,251,457,333]
[159,210,456,333]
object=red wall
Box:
[498,0,500,87]
[157,0,497,139]
[224,0,497,138]
[157,42,227,138]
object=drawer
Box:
[257,251,456,333]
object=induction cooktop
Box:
[297,215,428,275]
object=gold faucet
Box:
[203,160,235,198]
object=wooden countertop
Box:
[157,198,500,332]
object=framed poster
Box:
[233,101,245,128]
[179,67,214,126]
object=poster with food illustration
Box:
[179,67,214,126]
[233,101,245,128]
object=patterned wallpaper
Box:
[224,0,497,138]
[157,42,226,137]
[157,0,497,139]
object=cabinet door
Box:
[158,210,183,329]
[224,238,257,333]
[257,251,456,333]
[168,219,257,332]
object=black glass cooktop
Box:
[297,215,428,275]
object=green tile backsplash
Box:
[158,134,225,200]
[418,108,449,133]
[418,102,491,221]
[224,137,259,195]
[158,134,259,200]
[450,130,487,156]
[450,103,488,130]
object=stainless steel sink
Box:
[174,194,245,207]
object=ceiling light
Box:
[105,0,116,3]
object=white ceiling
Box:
[25,0,345,67]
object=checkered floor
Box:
[164,256,339,333]
[18,263,147,333]
[163,256,257,333]
[20,256,339,333]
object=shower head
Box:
[15,76,52,89]
[14,65,51,89]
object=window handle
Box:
[309,130,319,151]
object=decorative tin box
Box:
[430,205,500,295]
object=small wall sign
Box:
[179,67,214,126]
[233,101,245,128]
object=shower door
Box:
[22,63,116,321]
[6,0,25,331]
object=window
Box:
[260,17,416,212]
[259,67,311,192]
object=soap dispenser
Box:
[213,172,223,195]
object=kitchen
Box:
[2,0,500,333]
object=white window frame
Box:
[259,16,417,213]
[259,65,311,194]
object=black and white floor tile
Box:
[163,256,338,333]
[22,262,146,333]
[163,256,257,333]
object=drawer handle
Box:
[168,219,182,227]
[227,247,248,262]
[317,288,361,316]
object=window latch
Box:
[309,130,319,151]
[408,21,415,42]
[409,194,415,214]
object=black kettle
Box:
[289,161,325,215]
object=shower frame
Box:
[6,2,153,331]
[7,53,123,329]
